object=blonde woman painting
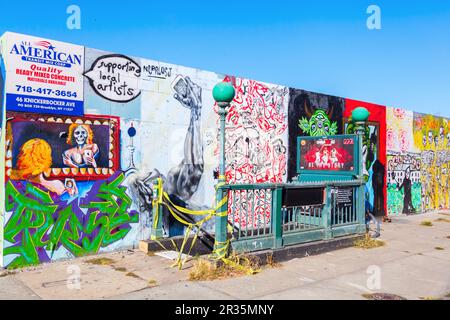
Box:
[11,138,66,195]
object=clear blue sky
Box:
[1,0,450,117]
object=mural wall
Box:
[0,32,226,267]
[0,35,6,267]
[0,31,449,267]
[222,76,289,229]
[413,113,450,212]
[386,108,450,215]
[386,108,423,215]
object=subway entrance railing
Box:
[149,104,372,260]
[221,179,366,253]
[150,132,369,257]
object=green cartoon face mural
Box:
[298,109,338,137]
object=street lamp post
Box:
[212,81,235,257]
[351,106,370,178]
[351,106,370,234]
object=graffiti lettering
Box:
[4,173,138,268]
[142,64,173,79]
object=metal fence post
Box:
[323,185,333,240]
[271,188,283,249]
[357,184,366,234]
[150,178,164,240]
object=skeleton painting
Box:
[6,113,119,181]
[63,123,99,168]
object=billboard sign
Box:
[297,135,358,174]
[2,32,84,116]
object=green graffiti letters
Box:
[4,173,139,268]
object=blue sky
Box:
[1,0,450,117]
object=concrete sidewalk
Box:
[1,212,449,300]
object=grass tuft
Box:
[125,272,141,279]
[148,279,158,286]
[265,253,281,268]
[0,270,16,278]
[420,296,442,300]
[112,266,127,272]
[434,247,445,251]
[189,253,260,281]
[420,220,433,227]
[354,235,385,249]
[85,257,116,265]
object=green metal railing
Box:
[220,180,366,253]
[150,179,366,254]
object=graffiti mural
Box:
[287,89,345,180]
[4,172,138,268]
[218,77,288,228]
[386,108,421,215]
[83,48,223,240]
[413,113,450,212]
[387,153,422,214]
[344,100,387,217]
[5,112,120,181]
[222,76,288,184]
[2,31,450,267]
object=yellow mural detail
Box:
[413,114,450,211]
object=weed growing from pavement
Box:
[420,296,442,300]
[354,234,385,249]
[147,251,155,256]
[266,253,282,268]
[125,272,141,279]
[362,293,406,300]
[420,220,433,227]
[435,218,450,223]
[85,257,116,265]
[148,279,157,286]
[0,270,16,277]
[112,266,127,272]
[188,253,261,281]
[434,247,445,250]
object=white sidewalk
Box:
[1,212,449,300]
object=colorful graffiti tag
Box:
[4,173,138,268]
